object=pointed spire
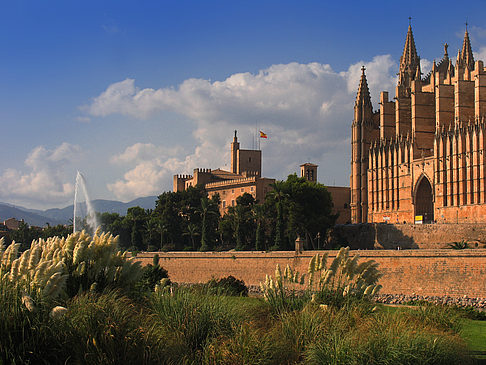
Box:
[398,23,420,89]
[415,64,421,80]
[460,26,475,70]
[447,58,454,78]
[355,66,372,108]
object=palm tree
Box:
[183,223,200,250]
[269,181,287,251]
[198,197,217,251]
[253,204,266,251]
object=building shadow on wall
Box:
[327,223,419,250]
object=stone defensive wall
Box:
[329,223,486,250]
[135,249,486,298]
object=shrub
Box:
[206,275,249,296]
[449,240,469,249]
[137,254,170,292]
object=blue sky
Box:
[1,0,486,209]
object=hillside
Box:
[0,196,158,226]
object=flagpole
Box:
[259,128,261,150]
[255,121,257,150]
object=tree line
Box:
[5,174,337,252]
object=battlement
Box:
[175,174,193,179]
[193,168,212,173]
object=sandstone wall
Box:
[135,249,486,298]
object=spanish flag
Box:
[259,130,268,139]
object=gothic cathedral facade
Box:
[351,25,486,224]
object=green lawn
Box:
[376,303,486,362]
[461,319,486,361]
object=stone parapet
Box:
[205,176,257,189]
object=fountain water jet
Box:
[73,171,99,234]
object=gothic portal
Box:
[414,176,434,223]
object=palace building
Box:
[173,133,351,222]
[173,131,275,214]
[351,24,486,224]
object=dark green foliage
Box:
[254,204,266,251]
[267,174,336,251]
[205,276,249,296]
[452,305,486,320]
[199,196,220,251]
[268,181,287,251]
[230,193,256,250]
[6,222,73,250]
[100,212,131,249]
[137,255,170,292]
[449,239,469,249]
[126,206,147,251]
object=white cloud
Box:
[420,58,432,77]
[87,57,398,200]
[343,55,397,104]
[87,57,396,124]
[476,46,486,64]
[0,143,81,207]
[108,161,166,200]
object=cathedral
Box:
[351,24,486,224]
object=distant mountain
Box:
[0,196,158,226]
[0,204,65,227]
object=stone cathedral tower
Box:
[350,23,486,224]
[350,67,378,223]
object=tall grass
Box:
[0,278,62,364]
[147,287,241,363]
[259,247,382,314]
[204,323,292,364]
[351,309,471,365]
[55,291,153,365]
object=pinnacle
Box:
[355,66,372,107]
[398,23,420,88]
[401,25,419,70]
[460,28,474,70]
